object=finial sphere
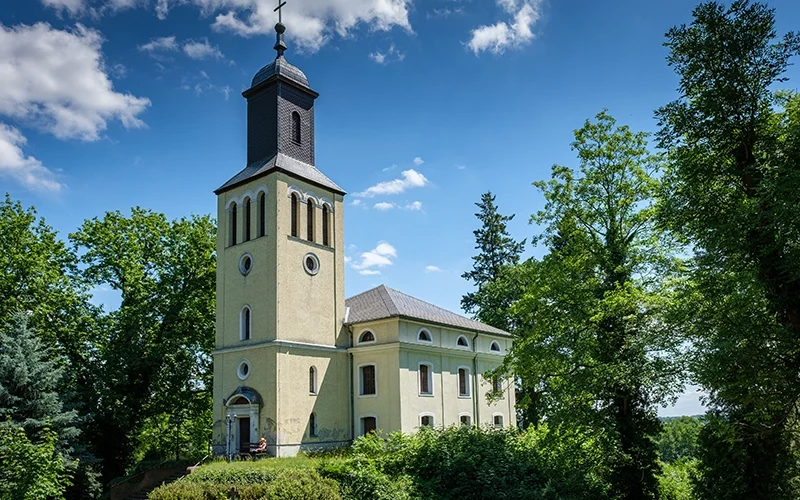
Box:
[275,22,286,34]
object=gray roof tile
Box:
[215,153,345,195]
[346,285,511,337]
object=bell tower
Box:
[211,9,350,458]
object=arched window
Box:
[358,330,375,344]
[459,414,472,426]
[490,341,501,353]
[258,192,266,237]
[309,413,317,437]
[290,193,299,237]
[456,335,469,348]
[244,197,251,242]
[322,204,329,246]
[309,366,317,395]
[228,396,249,405]
[307,199,314,242]
[292,111,301,143]
[493,414,504,428]
[417,329,432,343]
[229,202,238,246]
[457,367,470,397]
[240,306,251,341]
[419,413,434,427]
[418,363,433,395]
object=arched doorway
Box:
[224,388,261,456]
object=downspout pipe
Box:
[472,332,479,426]
[347,323,355,442]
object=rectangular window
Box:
[307,200,314,242]
[322,205,329,246]
[458,368,469,397]
[258,193,266,237]
[420,415,434,427]
[492,376,502,394]
[419,364,431,395]
[460,415,471,426]
[360,365,376,396]
[361,416,377,435]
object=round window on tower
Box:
[239,253,253,275]
[237,359,251,380]
[303,253,320,276]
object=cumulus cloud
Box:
[0,124,63,192]
[41,0,413,53]
[41,0,87,16]
[138,35,179,54]
[355,169,428,197]
[183,38,225,60]
[0,23,150,141]
[467,0,542,55]
[412,156,424,166]
[0,22,149,191]
[350,241,397,275]
[425,265,442,273]
[405,201,422,211]
[351,199,363,206]
[369,43,405,64]
[374,202,394,211]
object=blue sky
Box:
[2,0,799,416]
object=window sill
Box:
[418,393,434,397]
[458,395,471,399]
[358,393,378,399]
[287,234,335,252]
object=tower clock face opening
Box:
[304,253,320,275]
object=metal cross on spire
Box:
[273,0,288,58]
[274,0,287,23]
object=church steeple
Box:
[241,7,319,168]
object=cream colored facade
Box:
[212,38,514,458]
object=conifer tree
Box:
[0,313,79,449]
[461,191,525,332]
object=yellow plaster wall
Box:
[274,348,351,455]
[352,343,401,435]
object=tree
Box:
[0,421,70,500]
[504,112,682,499]
[0,314,79,449]
[0,194,97,368]
[656,2,800,497]
[656,416,703,463]
[461,192,525,332]
[70,208,216,480]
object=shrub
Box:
[148,481,270,500]
[262,468,341,500]
[319,458,417,500]
[182,466,278,485]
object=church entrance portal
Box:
[238,417,250,452]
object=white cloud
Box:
[41,0,414,53]
[0,23,150,142]
[183,38,225,60]
[405,201,422,211]
[359,269,381,276]
[351,241,396,272]
[374,202,395,211]
[456,164,466,170]
[412,156,424,166]
[467,0,542,55]
[369,43,405,65]
[425,265,442,273]
[355,169,428,197]
[138,35,179,54]
[427,6,464,19]
[382,164,396,172]
[0,124,63,192]
[351,199,362,206]
[41,0,87,16]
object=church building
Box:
[211,17,515,458]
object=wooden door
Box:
[238,417,250,452]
